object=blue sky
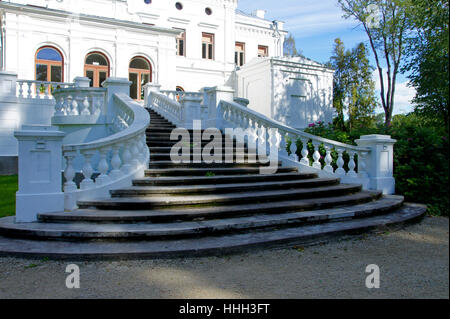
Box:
[237,0,415,115]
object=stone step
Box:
[133,172,318,186]
[147,161,280,169]
[150,153,262,161]
[39,191,382,223]
[0,204,426,260]
[110,178,340,197]
[145,167,298,177]
[77,184,363,210]
[148,147,250,154]
[0,197,405,240]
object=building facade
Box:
[0,0,335,171]
[0,0,287,94]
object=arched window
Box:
[35,46,63,82]
[84,52,110,87]
[176,86,185,92]
[129,57,152,100]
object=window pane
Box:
[202,43,206,59]
[141,74,150,100]
[99,71,107,87]
[37,48,62,61]
[235,52,238,65]
[86,70,94,87]
[130,58,150,70]
[129,73,138,100]
[86,53,108,66]
[208,44,213,59]
[178,40,184,56]
[51,65,62,82]
[36,64,48,81]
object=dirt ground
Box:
[0,215,448,299]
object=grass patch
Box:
[0,175,18,218]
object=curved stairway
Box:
[0,109,426,259]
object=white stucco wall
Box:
[237,57,335,129]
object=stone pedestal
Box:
[14,125,65,222]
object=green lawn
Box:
[0,175,18,218]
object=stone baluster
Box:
[289,134,299,161]
[312,142,322,170]
[18,82,24,98]
[279,130,289,159]
[81,96,90,115]
[335,149,346,177]
[96,148,111,185]
[27,82,32,98]
[63,152,78,193]
[43,83,50,99]
[121,142,132,174]
[324,145,334,173]
[130,139,140,168]
[300,138,309,166]
[109,144,123,181]
[347,151,358,177]
[80,151,95,189]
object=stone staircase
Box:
[0,109,426,259]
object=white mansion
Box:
[0,0,402,244]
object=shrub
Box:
[301,114,449,216]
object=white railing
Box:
[160,90,203,102]
[53,87,106,117]
[149,91,184,126]
[147,84,396,194]
[16,80,75,100]
[219,100,371,184]
[62,93,150,211]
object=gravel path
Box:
[0,216,448,299]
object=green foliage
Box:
[403,0,449,130]
[329,39,378,131]
[338,0,410,126]
[0,175,18,218]
[283,34,302,57]
[299,114,449,216]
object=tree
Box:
[338,0,409,127]
[403,0,449,130]
[329,39,350,130]
[283,34,300,56]
[329,39,377,130]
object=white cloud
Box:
[373,71,416,115]
[238,0,359,38]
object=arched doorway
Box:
[84,52,110,87]
[35,46,64,82]
[129,57,152,100]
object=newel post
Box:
[356,134,397,195]
[0,71,18,102]
[143,83,161,107]
[73,76,91,88]
[205,86,234,130]
[14,125,65,222]
[179,96,203,129]
[102,77,132,123]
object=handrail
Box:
[62,92,150,211]
[63,93,149,152]
[220,99,372,181]
[149,91,183,126]
[220,100,370,152]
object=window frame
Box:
[258,45,269,58]
[175,29,186,57]
[202,32,215,60]
[235,42,245,67]
[35,46,64,83]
